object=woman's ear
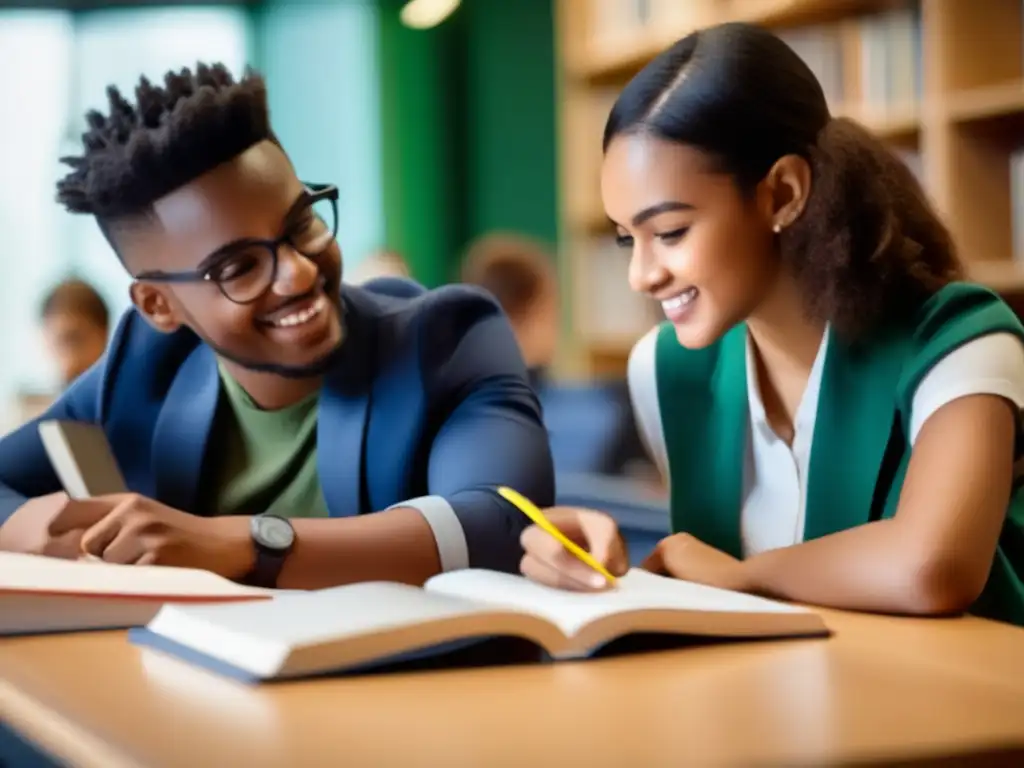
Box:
[765,154,812,232]
[129,282,182,334]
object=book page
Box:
[426,568,810,637]
[0,552,269,599]
[149,582,504,652]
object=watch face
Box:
[253,515,295,551]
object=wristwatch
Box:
[246,514,295,588]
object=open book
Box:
[0,553,272,636]
[129,568,829,682]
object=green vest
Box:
[654,282,1024,625]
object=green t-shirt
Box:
[211,365,329,519]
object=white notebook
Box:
[0,552,272,636]
[130,568,829,682]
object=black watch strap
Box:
[248,548,287,589]
[246,515,295,589]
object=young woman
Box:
[521,22,1024,625]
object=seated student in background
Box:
[461,233,560,383]
[346,248,411,285]
[520,23,1024,625]
[461,233,650,478]
[40,278,109,389]
[0,63,553,590]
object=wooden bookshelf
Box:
[554,0,1024,379]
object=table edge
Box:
[0,679,139,768]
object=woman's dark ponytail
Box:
[782,117,962,337]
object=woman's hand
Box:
[641,533,750,592]
[519,507,629,590]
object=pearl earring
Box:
[773,223,782,234]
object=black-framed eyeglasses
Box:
[134,183,339,305]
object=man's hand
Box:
[0,492,111,558]
[53,494,255,580]
[641,533,750,592]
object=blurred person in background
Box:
[39,278,109,389]
[461,233,559,384]
[461,232,653,480]
[0,63,553,590]
[346,248,410,285]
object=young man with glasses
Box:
[0,64,554,590]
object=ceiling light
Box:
[400,0,461,29]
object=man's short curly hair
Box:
[56,62,273,222]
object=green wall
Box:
[252,0,558,287]
[377,0,461,288]
[377,0,558,286]
[462,0,558,247]
[18,0,554,288]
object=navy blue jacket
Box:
[0,278,554,573]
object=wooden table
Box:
[2,610,1024,768]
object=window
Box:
[65,6,251,335]
[0,11,75,405]
[0,4,385,426]
[0,6,249,412]
[257,1,384,273]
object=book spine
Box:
[1012,149,1024,263]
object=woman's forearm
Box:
[739,518,981,615]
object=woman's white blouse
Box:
[627,328,1024,557]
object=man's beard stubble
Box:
[183,293,347,380]
[206,335,345,379]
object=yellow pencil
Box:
[498,486,617,585]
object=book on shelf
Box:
[771,4,922,119]
[584,236,661,346]
[777,24,845,111]
[129,568,830,683]
[567,87,619,225]
[857,3,922,113]
[586,0,654,58]
[894,148,925,185]
[1013,148,1024,263]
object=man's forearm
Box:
[279,507,442,590]
[739,519,967,615]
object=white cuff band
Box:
[388,495,469,572]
